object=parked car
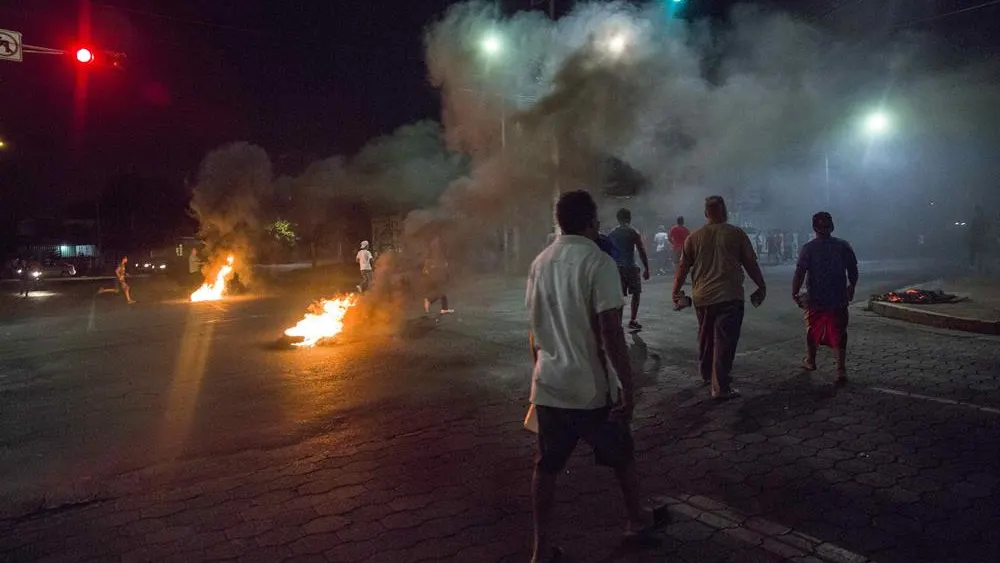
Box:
[40,261,76,277]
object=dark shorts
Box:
[806,307,849,349]
[535,405,634,473]
[618,266,641,296]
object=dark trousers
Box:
[696,300,745,395]
[428,295,449,310]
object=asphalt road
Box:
[0,260,933,509]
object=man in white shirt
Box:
[356,240,374,293]
[526,190,666,562]
[653,225,669,275]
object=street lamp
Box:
[864,110,891,136]
[480,33,502,58]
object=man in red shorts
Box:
[792,212,858,383]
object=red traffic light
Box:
[75,48,94,63]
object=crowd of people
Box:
[523,190,859,562]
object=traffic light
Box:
[75,47,94,63]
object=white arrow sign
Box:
[0,29,23,62]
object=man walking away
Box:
[356,240,374,293]
[668,217,690,271]
[653,225,669,275]
[527,190,666,563]
[672,196,766,400]
[793,212,858,384]
[608,208,651,331]
[422,237,453,315]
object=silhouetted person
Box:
[422,237,453,315]
[356,240,374,293]
[116,256,135,304]
[607,208,651,331]
[526,190,666,563]
[792,212,858,383]
[669,216,690,270]
[673,196,766,400]
[653,225,669,275]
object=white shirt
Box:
[526,235,625,409]
[356,249,373,271]
[188,253,201,274]
[654,231,668,252]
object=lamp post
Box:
[825,109,892,205]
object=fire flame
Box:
[190,255,235,302]
[284,294,358,347]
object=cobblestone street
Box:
[2,273,998,563]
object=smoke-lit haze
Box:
[190,0,1000,293]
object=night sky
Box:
[1,0,998,210]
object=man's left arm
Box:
[845,243,859,301]
[635,231,650,280]
[672,238,693,302]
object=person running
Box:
[792,212,859,384]
[526,190,667,563]
[422,237,453,315]
[607,208,650,331]
[653,225,669,275]
[116,256,136,304]
[668,216,690,270]
[356,240,374,293]
[672,196,766,401]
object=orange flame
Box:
[190,255,235,302]
[284,294,358,347]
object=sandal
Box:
[623,505,671,546]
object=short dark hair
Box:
[616,208,632,223]
[812,211,833,230]
[556,190,598,235]
[677,216,685,225]
[705,195,726,216]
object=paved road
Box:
[1,260,998,562]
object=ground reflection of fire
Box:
[284,294,358,347]
[191,255,235,302]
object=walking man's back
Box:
[672,196,766,400]
[793,212,858,382]
[526,190,666,562]
[607,208,650,331]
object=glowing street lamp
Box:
[75,47,94,63]
[606,33,628,56]
[863,110,891,136]
[481,33,502,57]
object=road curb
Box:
[866,281,1000,336]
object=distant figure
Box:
[673,196,766,401]
[422,237,453,315]
[356,240,374,293]
[607,208,651,331]
[227,272,247,295]
[766,233,779,265]
[668,216,690,270]
[970,204,991,275]
[188,248,203,287]
[526,190,667,563]
[792,212,858,384]
[653,225,669,275]
[15,258,31,298]
[116,256,135,304]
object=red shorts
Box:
[806,307,848,349]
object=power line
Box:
[813,0,867,21]
[892,0,1000,31]
[95,2,277,37]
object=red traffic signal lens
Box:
[75,48,94,63]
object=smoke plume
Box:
[189,142,273,280]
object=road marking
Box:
[654,493,873,562]
[870,386,1000,415]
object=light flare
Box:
[284,294,358,347]
[190,255,235,302]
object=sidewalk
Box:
[868,276,1000,335]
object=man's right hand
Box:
[610,399,634,422]
[750,286,767,307]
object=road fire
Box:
[191,255,235,302]
[284,294,358,347]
